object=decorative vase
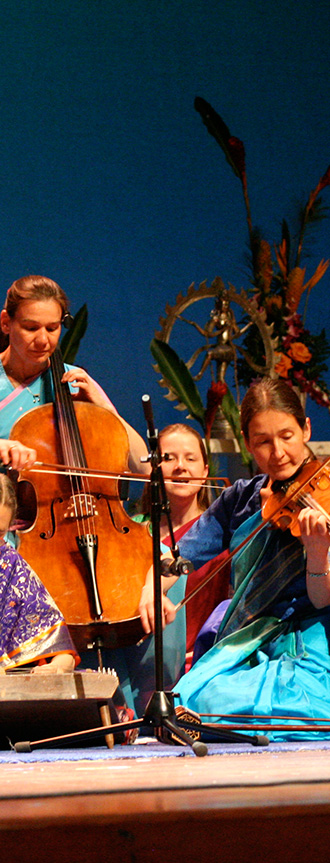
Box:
[210,406,235,441]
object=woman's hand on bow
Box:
[0,439,37,470]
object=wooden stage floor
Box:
[1,740,330,862]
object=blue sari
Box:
[176,493,330,741]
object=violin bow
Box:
[19,461,232,491]
[198,712,330,733]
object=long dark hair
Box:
[241,378,307,441]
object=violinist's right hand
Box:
[139,562,178,634]
[0,439,37,471]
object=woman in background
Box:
[108,423,231,720]
[135,423,230,671]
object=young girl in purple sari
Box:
[0,473,78,672]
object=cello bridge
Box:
[64,494,98,520]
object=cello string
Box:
[51,355,82,535]
[52,352,95,539]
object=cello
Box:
[9,348,153,651]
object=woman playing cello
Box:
[0,274,148,476]
[139,378,330,740]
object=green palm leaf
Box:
[221,389,253,469]
[194,96,242,180]
[150,338,206,429]
[60,304,88,364]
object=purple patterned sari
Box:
[0,542,78,669]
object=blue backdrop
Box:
[1,0,330,460]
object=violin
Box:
[8,348,153,651]
[172,455,330,619]
[261,456,330,536]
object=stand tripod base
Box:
[14,690,269,756]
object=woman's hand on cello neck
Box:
[61,367,110,407]
[139,558,179,634]
[0,439,37,471]
[61,367,149,475]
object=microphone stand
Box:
[13,396,269,756]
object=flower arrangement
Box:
[194,97,330,407]
[151,98,330,473]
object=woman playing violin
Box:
[139,378,330,740]
[0,274,148,476]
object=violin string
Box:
[296,491,330,525]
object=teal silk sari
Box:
[177,511,330,740]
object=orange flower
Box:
[303,259,329,296]
[274,353,293,378]
[306,165,330,214]
[285,267,306,313]
[274,238,288,280]
[285,260,329,313]
[265,295,283,312]
[288,342,312,364]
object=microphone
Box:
[142,394,156,439]
[161,556,194,577]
